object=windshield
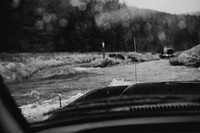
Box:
[0,0,200,123]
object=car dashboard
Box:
[35,115,200,133]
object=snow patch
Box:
[20,92,84,122]
[109,78,133,86]
[75,67,100,71]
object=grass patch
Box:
[78,58,120,68]
[0,52,160,83]
[0,53,97,83]
[127,52,160,62]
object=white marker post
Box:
[58,94,62,108]
[102,42,105,59]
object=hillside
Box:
[1,0,200,52]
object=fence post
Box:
[58,94,62,108]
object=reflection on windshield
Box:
[0,0,200,123]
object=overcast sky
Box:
[121,0,200,14]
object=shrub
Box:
[195,57,200,67]
[169,44,200,68]
[127,55,138,62]
[169,58,182,66]
[0,53,101,83]
[127,53,159,63]
[108,54,125,60]
[116,54,125,60]
[108,54,116,58]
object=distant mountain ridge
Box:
[188,11,200,16]
[129,6,200,16]
[128,6,166,14]
[124,6,200,51]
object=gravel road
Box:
[8,59,200,106]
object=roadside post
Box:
[120,37,138,95]
[58,94,62,108]
[102,42,105,59]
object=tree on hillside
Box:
[1,0,200,52]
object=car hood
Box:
[70,81,200,104]
[33,81,200,128]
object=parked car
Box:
[160,45,175,58]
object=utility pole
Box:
[134,37,137,83]
[102,42,105,59]
[120,37,138,96]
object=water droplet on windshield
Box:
[70,0,80,7]
[59,18,68,27]
[42,13,52,23]
[35,7,45,16]
[178,20,186,29]
[58,39,65,44]
[103,23,111,30]
[35,21,44,30]
[78,2,87,11]
[110,3,118,10]
[145,22,152,31]
[94,4,103,12]
[122,21,130,28]
[147,35,154,42]
[158,31,166,41]
[46,24,53,32]
[51,13,58,22]
[84,0,91,4]
[11,0,20,9]
[122,13,130,22]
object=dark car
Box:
[160,46,175,58]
